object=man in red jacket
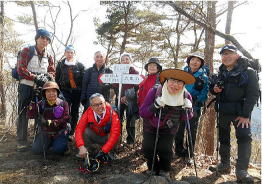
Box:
[75,93,121,162]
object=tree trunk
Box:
[203,1,216,156]
[0,2,6,124]
[120,2,131,55]
[225,1,234,45]
[174,14,181,68]
[30,1,38,32]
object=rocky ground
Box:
[0,127,261,184]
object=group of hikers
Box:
[14,28,259,183]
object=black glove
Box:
[44,73,54,81]
[81,99,87,106]
[34,74,49,87]
[32,88,42,101]
[194,76,205,91]
[95,151,112,163]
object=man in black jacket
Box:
[80,51,113,110]
[210,44,259,183]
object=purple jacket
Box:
[27,98,70,133]
[139,85,193,134]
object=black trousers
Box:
[17,84,34,144]
[142,132,175,172]
[175,109,200,157]
[218,114,252,146]
[61,89,81,134]
[120,103,137,144]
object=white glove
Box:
[183,98,192,109]
[154,97,165,108]
[78,146,88,158]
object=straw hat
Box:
[159,69,195,85]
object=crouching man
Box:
[75,93,121,163]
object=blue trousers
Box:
[32,131,69,155]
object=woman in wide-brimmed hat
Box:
[175,52,209,162]
[139,68,195,179]
[27,81,70,155]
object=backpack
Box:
[11,46,35,81]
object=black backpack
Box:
[12,46,35,81]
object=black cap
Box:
[144,58,162,72]
[220,44,237,54]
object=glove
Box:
[34,74,49,87]
[44,73,54,81]
[183,98,192,109]
[32,88,42,100]
[154,97,165,108]
[194,76,205,91]
[81,99,87,106]
[95,150,112,163]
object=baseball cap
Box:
[219,44,238,54]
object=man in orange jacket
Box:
[75,93,121,162]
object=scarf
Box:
[159,82,185,107]
[65,59,76,66]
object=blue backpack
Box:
[12,46,35,81]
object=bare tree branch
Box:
[30,1,38,32]
[166,1,254,59]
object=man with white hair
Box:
[80,51,113,110]
[75,93,121,163]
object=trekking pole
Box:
[85,152,91,167]
[215,94,220,176]
[185,108,198,177]
[151,108,162,174]
[34,88,46,160]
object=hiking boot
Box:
[209,144,231,174]
[16,143,30,152]
[143,170,155,176]
[185,158,194,166]
[209,163,231,174]
[235,143,253,183]
[158,170,171,181]
[236,170,254,183]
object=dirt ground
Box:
[0,127,261,184]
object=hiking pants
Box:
[61,89,81,134]
[142,132,175,172]
[32,131,69,155]
[175,108,201,156]
[17,84,34,145]
[120,103,137,144]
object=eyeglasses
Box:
[91,102,105,108]
[167,79,184,85]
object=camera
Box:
[216,80,224,89]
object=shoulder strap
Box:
[27,46,35,61]
[87,67,93,84]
